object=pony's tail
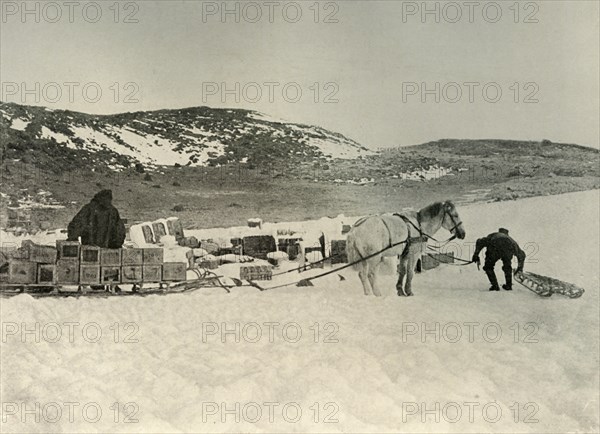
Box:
[346,230,364,270]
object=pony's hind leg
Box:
[358,263,373,296]
[368,258,383,297]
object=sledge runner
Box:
[472,228,526,291]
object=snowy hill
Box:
[0,102,373,170]
[1,190,598,433]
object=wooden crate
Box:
[198,259,219,270]
[152,222,167,240]
[80,245,101,264]
[143,248,164,264]
[142,265,162,282]
[56,240,80,260]
[162,262,187,282]
[9,260,37,284]
[122,248,143,265]
[27,243,57,264]
[141,225,155,243]
[166,218,184,240]
[80,265,101,284]
[240,265,272,281]
[101,266,121,284]
[121,265,143,282]
[331,240,348,264]
[242,236,276,259]
[100,249,122,266]
[56,260,80,284]
[37,264,56,284]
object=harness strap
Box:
[399,212,457,245]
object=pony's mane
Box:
[418,201,455,221]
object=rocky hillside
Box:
[0,102,373,172]
[0,102,598,232]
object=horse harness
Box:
[380,214,428,257]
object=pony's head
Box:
[441,201,466,239]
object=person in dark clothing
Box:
[472,228,526,291]
[67,190,126,248]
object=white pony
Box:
[346,201,466,296]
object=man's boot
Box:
[485,269,500,291]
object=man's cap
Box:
[499,228,509,234]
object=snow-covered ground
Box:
[1,190,599,433]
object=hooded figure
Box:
[67,190,126,248]
[472,228,526,291]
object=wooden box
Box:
[167,218,184,240]
[152,222,167,240]
[28,244,57,264]
[101,266,121,284]
[421,255,440,271]
[143,248,164,264]
[198,259,219,270]
[80,245,101,264]
[121,265,143,282]
[331,240,348,264]
[242,236,276,259]
[162,262,187,281]
[122,248,144,265]
[56,260,80,284]
[9,260,37,284]
[79,265,101,284]
[240,265,273,281]
[56,240,80,260]
[37,264,56,284]
[142,265,162,282]
[141,225,155,243]
[100,249,122,266]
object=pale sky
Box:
[1,0,599,149]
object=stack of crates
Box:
[56,240,81,284]
[142,248,163,282]
[80,245,101,284]
[121,248,144,283]
[5,241,57,285]
[240,265,273,281]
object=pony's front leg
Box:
[396,256,408,296]
[404,254,417,296]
